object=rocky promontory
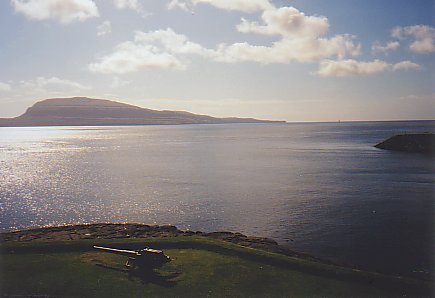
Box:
[0,223,327,264]
[375,133,434,155]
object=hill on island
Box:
[0,97,284,127]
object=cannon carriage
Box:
[93,245,171,269]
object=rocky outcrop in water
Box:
[375,133,434,155]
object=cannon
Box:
[93,245,171,269]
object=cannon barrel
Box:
[93,245,141,257]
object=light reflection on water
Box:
[0,122,434,278]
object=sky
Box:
[0,0,434,122]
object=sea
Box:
[0,121,433,279]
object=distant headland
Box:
[375,133,435,155]
[0,97,285,127]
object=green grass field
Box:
[0,237,432,297]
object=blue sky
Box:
[0,0,434,121]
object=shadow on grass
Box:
[95,263,180,287]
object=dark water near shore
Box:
[1,121,434,278]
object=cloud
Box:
[215,35,360,64]
[167,0,193,12]
[392,60,422,71]
[11,0,99,24]
[89,43,183,74]
[97,20,111,36]
[237,7,329,38]
[371,41,400,54]
[89,5,366,74]
[22,76,90,89]
[113,0,140,10]
[317,59,390,77]
[168,0,274,13]
[391,27,403,39]
[134,29,213,56]
[89,29,213,74]
[113,0,150,17]
[317,59,422,77]
[90,7,362,74]
[0,82,12,92]
[391,25,435,54]
[195,0,274,12]
[216,6,360,64]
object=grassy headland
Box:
[0,224,432,297]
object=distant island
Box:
[375,133,434,155]
[0,97,285,127]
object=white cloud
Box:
[113,0,140,10]
[392,60,422,71]
[237,7,329,38]
[317,59,422,77]
[23,76,90,89]
[215,35,360,64]
[90,7,362,74]
[134,29,213,56]
[89,29,212,74]
[217,6,360,64]
[317,59,390,77]
[167,0,193,12]
[0,82,11,92]
[112,0,150,17]
[89,43,184,74]
[11,0,99,24]
[169,0,274,13]
[371,41,399,54]
[391,27,403,39]
[89,6,364,74]
[194,0,273,12]
[97,20,111,36]
[392,25,435,54]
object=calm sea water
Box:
[0,121,434,278]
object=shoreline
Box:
[1,222,429,283]
[3,224,432,297]
[0,222,347,268]
[2,222,433,297]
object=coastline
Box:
[1,223,329,264]
[0,222,428,281]
[1,223,433,297]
